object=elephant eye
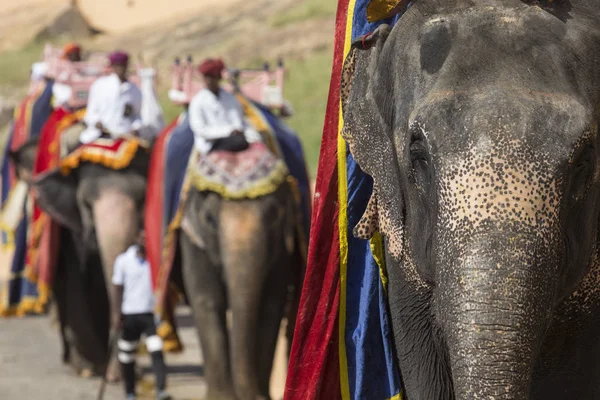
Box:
[570,144,595,201]
[409,132,433,192]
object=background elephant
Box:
[180,181,303,400]
[10,135,150,377]
[341,1,600,399]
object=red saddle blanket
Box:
[59,137,146,175]
[188,142,289,200]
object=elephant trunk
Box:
[437,232,558,399]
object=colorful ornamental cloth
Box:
[0,83,56,316]
[189,142,289,200]
[284,1,409,399]
[0,108,85,316]
[59,136,146,175]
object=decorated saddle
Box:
[59,136,149,176]
[189,142,289,200]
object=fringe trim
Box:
[59,139,140,176]
[189,160,289,200]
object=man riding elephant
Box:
[189,58,262,154]
[61,42,82,63]
[165,57,308,400]
[80,51,143,144]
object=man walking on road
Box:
[112,229,172,400]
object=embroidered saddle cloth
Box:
[189,142,289,200]
[59,136,148,175]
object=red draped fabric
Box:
[22,108,81,312]
[146,118,179,291]
[284,0,350,398]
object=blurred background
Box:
[0,0,336,175]
[0,1,335,398]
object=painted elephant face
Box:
[342,2,600,398]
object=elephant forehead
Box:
[220,204,263,242]
[438,147,561,235]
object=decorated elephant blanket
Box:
[59,136,148,176]
[0,82,56,316]
[189,142,289,200]
[145,95,312,350]
[284,1,411,400]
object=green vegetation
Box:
[159,89,183,124]
[284,49,333,175]
[0,41,46,89]
[270,0,337,28]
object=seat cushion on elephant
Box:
[59,137,147,175]
[189,142,289,200]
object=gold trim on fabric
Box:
[366,0,408,22]
[59,139,141,175]
[189,159,289,200]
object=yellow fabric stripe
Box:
[370,232,389,293]
[338,0,357,399]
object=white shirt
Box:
[188,88,262,154]
[112,245,155,315]
[80,73,143,144]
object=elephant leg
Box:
[180,233,234,400]
[53,237,105,377]
[92,190,140,382]
[76,181,96,250]
[256,261,289,399]
[51,259,70,366]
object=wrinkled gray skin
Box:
[342,1,600,399]
[180,183,302,400]
[10,134,149,378]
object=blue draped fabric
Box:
[253,104,312,238]
[29,81,54,139]
[342,3,404,399]
[163,114,194,231]
[1,122,15,246]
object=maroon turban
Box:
[198,58,225,78]
[109,51,129,66]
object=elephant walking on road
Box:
[180,181,303,400]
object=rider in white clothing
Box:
[188,58,261,155]
[80,51,143,144]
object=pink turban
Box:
[108,51,129,66]
[198,58,225,78]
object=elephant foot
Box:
[105,359,122,384]
[79,368,93,379]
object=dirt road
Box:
[0,305,288,400]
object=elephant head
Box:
[342,1,600,398]
[8,138,40,184]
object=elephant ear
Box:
[33,170,82,233]
[8,138,39,183]
[341,24,406,260]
